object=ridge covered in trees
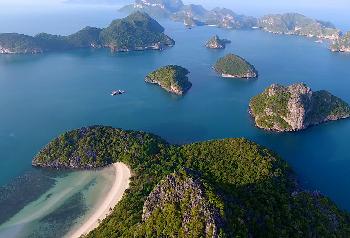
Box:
[33,126,350,237]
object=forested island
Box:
[32,126,350,237]
[145,65,192,95]
[205,35,231,49]
[258,13,340,40]
[249,83,350,132]
[0,12,174,54]
[214,54,258,78]
[331,32,350,52]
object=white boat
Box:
[111,90,125,96]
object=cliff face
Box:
[249,83,350,132]
[142,171,223,238]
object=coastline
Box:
[67,163,131,238]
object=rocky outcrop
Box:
[142,171,223,237]
[205,35,231,49]
[249,83,350,132]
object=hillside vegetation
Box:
[33,126,350,237]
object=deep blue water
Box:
[0,5,349,219]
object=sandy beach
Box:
[68,163,131,238]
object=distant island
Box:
[32,126,350,237]
[331,32,350,52]
[145,65,192,95]
[214,54,258,78]
[258,13,340,40]
[0,12,174,54]
[249,83,350,132]
[120,0,257,30]
[205,35,231,49]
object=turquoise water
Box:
[0,6,350,235]
[0,166,116,237]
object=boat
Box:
[111,90,125,96]
[315,40,323,43]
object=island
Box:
[183,16,205,28]
[121,0,257,30]
[205,35,231,49]
[249,83,350,132]
[0,12,175,54]
[32,126,350,237]
[214,53,258,78]
[145,65,192,95]
[258,13,340,40]
[331,32,350,52]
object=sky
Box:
[0,0,349,29]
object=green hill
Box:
[33,126,350,237]
[0,12,174,54]
[145,65,192,95]
[214,54,258,78]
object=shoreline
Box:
[67,162,131,238]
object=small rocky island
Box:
[145,65,192,95]
[0,12,174,54]
[258,13,340,40]
[249,83,350,132]
[32,125,350,237]
[214,53,258,78]
[205,35,231,49]
[331,32,350,52]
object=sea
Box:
[0,4,349,237]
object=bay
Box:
[0,6,349,236]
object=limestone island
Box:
[214,53,258,78]
[258,13,340,40]
[121,0,257,30]
[0,12,174,54]
[205,35,231,49]
[145,65,192,95]
[32,126,350,237]
[249,83,350,132]
[331,32,350,52]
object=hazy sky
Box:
[0,0,349,29]
[1,0,350,9]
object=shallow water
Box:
[0,5,350,236]
[0,166,116,238]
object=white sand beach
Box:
[69,163,131,238]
